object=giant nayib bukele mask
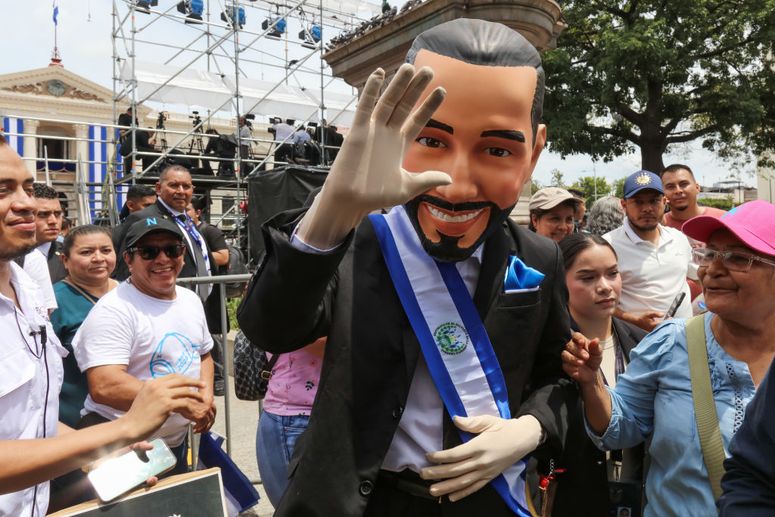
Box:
[402,19,547,262]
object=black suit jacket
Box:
[111,200,199,281]
[46,240,67,284]
[239,210,574,517]
[550,318,646,517]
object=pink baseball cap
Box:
[682,199,775,257]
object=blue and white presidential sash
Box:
[369,206,531,517]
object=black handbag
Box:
[233,330,280,401]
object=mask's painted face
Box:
[403,50,546,262]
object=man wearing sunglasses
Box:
[73,217,216,474]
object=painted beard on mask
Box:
[404,194,513,262]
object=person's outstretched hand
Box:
[297,63,451,249]
[420,414,542,502]
[561,331,603,386]
[122,374,205,441]
[623,310,664,331]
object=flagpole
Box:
[51,1,61,65]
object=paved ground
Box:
[210,333,275,517]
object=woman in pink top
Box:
[256,337,325,506]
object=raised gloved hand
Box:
[296,63,451,249]
[420,414,543,502]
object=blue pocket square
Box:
[504,256,545,291]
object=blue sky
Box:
[2,1,758,188]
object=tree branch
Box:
[665,126,718,144]
[661,117,682,136]
[616,104,645,126]
[625,0,640,22]
[691,33,761,61]
[591,125,641,146]
[603,6,627,19]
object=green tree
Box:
[530,179,542,195]
[613,177,626,199]
[550,168,565,187]
[699,197,734,210]
[543,2,775,173]
[571,176,612,207]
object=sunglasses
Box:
[128,244,186,260]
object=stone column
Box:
[74,124,89,179]
[22,119,39,176]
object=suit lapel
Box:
[472,222,516,319]
[156,201,198,268]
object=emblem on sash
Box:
[434,322,469,355]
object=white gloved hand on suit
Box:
[421,414,543,502]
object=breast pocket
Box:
[497,288,542,309]
[0,347,36,439]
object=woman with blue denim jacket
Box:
[562,200,775,516]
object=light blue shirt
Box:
[587,312,755,516]
[292,129,312,145]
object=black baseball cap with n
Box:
[125,216,184,249]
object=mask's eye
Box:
[485,147,512,157]
[416,136,446,149]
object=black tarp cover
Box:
[246,166,328,260]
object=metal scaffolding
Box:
[110,0,378,258]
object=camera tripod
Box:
[188,117,205,154]
[156,112,168,151]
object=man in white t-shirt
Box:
[73,216,215,473]
[604,170,694,331]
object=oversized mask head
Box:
[402,19,547,262]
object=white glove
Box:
[296,63,452,249]
[420,414,543,502]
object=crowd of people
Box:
[3,17,775,517]
[116,106,345,179]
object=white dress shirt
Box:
[23,246,57,312]
[381,247,483,473]
[0,263,66,516]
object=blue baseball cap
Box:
[623,170,663,199]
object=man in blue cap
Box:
[603,170,695,331]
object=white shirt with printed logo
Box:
[72,281,213,447]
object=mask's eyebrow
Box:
[425,118,453,135]
[480,129,525,142]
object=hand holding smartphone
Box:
[88,439,177,502]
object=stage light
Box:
[176,0,203,23]
[262,17,286,39]
[133,0,158,14]
[221,4,246,29]
[299,23,322,48]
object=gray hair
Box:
[587,196,624,236]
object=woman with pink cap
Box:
[562,199,775,515]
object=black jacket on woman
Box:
[550,317,646,517]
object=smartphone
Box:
[665,291,686,318]
[88,438,177,502]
